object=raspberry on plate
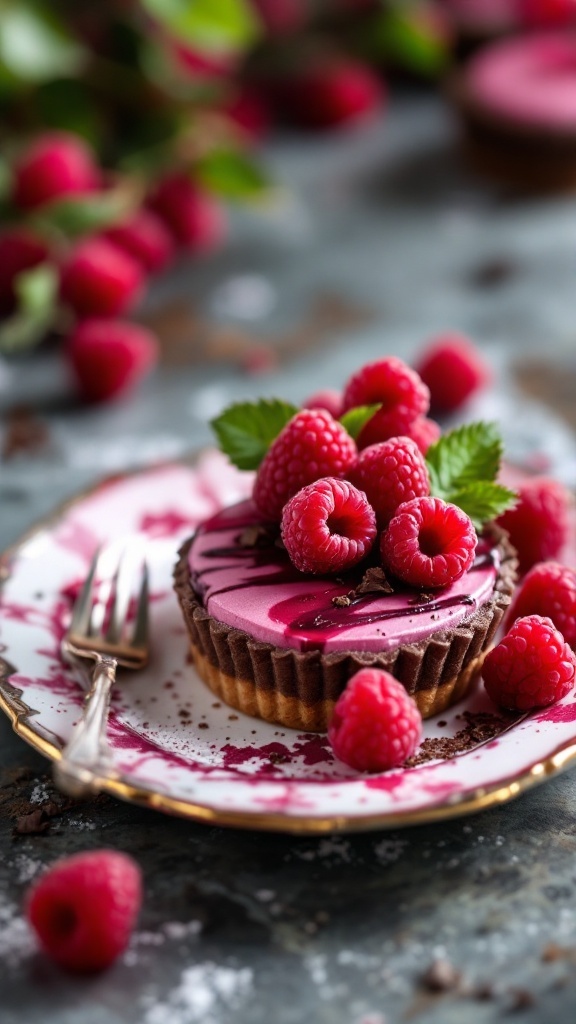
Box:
[253,408,357,521]
[104,208,175,273]
[147,174,227,251]
[505,561,576,647]
[302,388,343,419]
[25,849,142,972]
[496,476,571,574]
[414,332,491,414]
[483,614,576,711]
[341,356,430,450]
[349,436,430,528]
[328,668,422,771]
[381,495,477,588]
[281,476,377,574]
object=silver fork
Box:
[54,543,150,798]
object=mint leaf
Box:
[426,422,503,499]
[211,398,298,470]
[340,404,381,441]
[0,263,58,353]
[449,483,517,532]
[32,189,136,239]
[195,149,270,201]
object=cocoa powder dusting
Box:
[405,710,519,767]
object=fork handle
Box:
[54,655,117,798]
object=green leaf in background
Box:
[448,482,517,532]
[211,399,299,470]
[31,189,137,240]
[368,7,450,78]
[141,0,260,55]
[0,3,85,83]
[195,149,270,200]
[0,263,58,353]
[340,404,381,441]
[426,422,503,500]
[36,79,104,147]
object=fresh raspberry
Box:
[483,615,576,711]
[281,476,377,574]
[302,389,343,419]
[349,436,430,528]
[13,132,100,211]
[496,477,571,574]
[414,332,491,414]
[403,415,441,455]
[25,849,142,972]
[104,209,174,273]
[60,238,144,317]
[147,174,227,251]
[520,0,576,26]
[271,57,384,130]
[381,495,477,588]
[341,356,430,450]
[505,562,576,647]
[253,408,357,521]
[328,668,422,771]
[67,318,159,403]
[0,229,49,315]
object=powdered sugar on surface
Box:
[142,964,253,1024]
[0,892,34,970]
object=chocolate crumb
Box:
[437,720,447,727]
[410,591,435,605]
[470,257,516,289]
[355,567,394,596]
[473,981,495,1001]
[332,595,351,608]
[14,808,51,836]
[405,710,518,767]
[198,722,209,729]
[508,988,536,1011]
[228,714,239,721]
[541,942,576,963]
[422,958,461,993]
[2,405,50,462]
[268,752,290,765]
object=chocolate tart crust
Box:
[174,528,517,731]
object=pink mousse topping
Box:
[188,500,499,655]
[466,32,576,130]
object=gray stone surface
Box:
[2,92,576,1022]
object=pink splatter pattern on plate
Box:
[1,449,576,830]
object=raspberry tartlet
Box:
[175,359,518,732]
[451,32,576,192]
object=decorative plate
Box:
[1,452,576,834]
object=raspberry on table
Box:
[483,614,576,711]
[403,415,441,455]
[281,476,377,574]
[381,495,477,588]
[270,56,384,129]
[341,356,430,450]
[25,849,142,972]
[67,318,159,403]
[496,476,571,574]
[147,174,227,251]
[328,668,422,771]
[104,209,175,273]
[414,332,491,414]
[253,408,357,521]
[59,237,144,317]
[349,436,430,528]
[505,561,576,647]
[13,132,100,211]
[302,388,343,420]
